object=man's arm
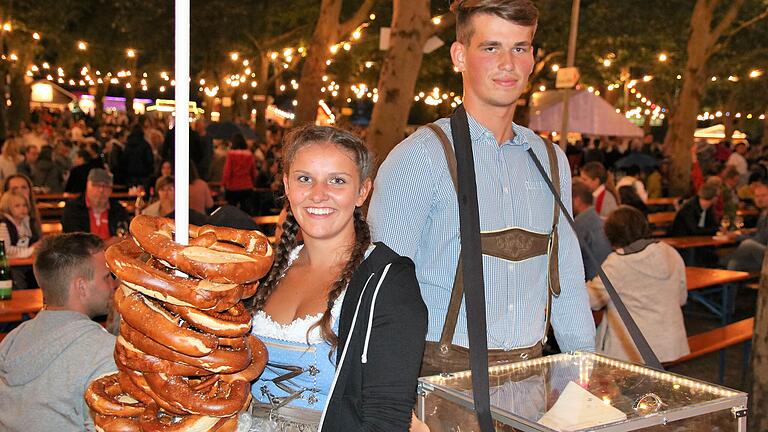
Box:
[368,131,437,259]
[550,148,596,352]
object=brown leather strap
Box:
[426,124,459,193]
[423,124,465,351]
[542,140,561,297]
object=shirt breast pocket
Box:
[525,180,554,231]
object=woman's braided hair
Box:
[250,125,373,354]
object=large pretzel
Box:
[107,241,243,312]
[130,215,272,284]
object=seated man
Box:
[727,180,768,272]
[0,233,118,431]
[62,168,130,241]
[580,161,618,218]
[668,179,720,237]
[572,178,612,280]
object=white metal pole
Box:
[174,0,190,245]
[558,0,580,150]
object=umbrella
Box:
[614,152,659,170]
[206,121,258,141]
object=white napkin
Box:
[537,381,627,431]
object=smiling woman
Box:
[248,125,428,431]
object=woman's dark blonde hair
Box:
[251,125,373,354]
[2,174,42,240]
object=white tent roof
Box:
[528,90,644,138]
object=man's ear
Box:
[450,41,466,73]
[71,276,87,301]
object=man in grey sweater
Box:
[0,233,118,432]
[572,178,613,280]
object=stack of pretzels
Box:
[85,216,273,431]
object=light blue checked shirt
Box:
[368,114,595,352]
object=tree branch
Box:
[338,0,378,38]
[708,6,768,57]
[710,0,746,42]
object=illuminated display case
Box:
[417,352,748,431]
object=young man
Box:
[0,233,118,431]
[369,0,595,374]
[580,161,618,218]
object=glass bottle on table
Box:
[0,241,12,300]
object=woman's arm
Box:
[359,259,427,431]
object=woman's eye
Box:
[329,177,346,185]
[297,175,311,183]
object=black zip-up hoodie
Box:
[319,242,428,431]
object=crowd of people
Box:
[0,0,765,431]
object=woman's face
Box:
[284,143,370,243]
[7,177,30,199]
[9,197,29,221]
[157,184,175,205]
[161,162,173,177]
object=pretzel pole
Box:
[174,0,190,245]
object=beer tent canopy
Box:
[528,90,644,138]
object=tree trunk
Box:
[750,254,768,431]
[367,0,431,164]
[125,84,135,122]
[663,1,713,196]
[294,0,342,125]
[7,69,30,132]
[294,0,375,125]
[762,113,768,148]
[94,82,108,121]
[253,55,270,137]
[723,92,738,142]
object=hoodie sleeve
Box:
[358,259,427,432]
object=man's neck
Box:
[463,96,517,145]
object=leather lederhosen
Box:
[421,124,561,376]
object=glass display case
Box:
[417,352,748,431]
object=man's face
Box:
[579,172,601,191]
[754,184,768,209]
[81,251,117,317]
[736,144,747,155]
[451,13,535,111]
[86,180,112,209]
[26,146,40,163]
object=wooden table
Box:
[647,197,680,207]
[10,256,35,267]
[648,211,675,227]
[36,191,140,201]
[0,288,43,322]
[685,266,753,325]
[686,267,752,291]
[663,235,736,249]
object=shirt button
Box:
[503,187,509,194]
[508,304,514,312]
[508,264,514,271]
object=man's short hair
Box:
[698,179,720,200]
[722,165,740,181]
[581,161,608,184]
[450,0,539,44]
[33,233,104,306]
[571,178,594,205]
[604,206,650,248]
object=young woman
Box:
[141,176,174,217]
[0,191,40,258]
[587,205,689,363]
[249,125,427,431]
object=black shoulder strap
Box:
[526,147,664,370]
[450,105,494,432]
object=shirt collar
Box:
[465,111,531,150]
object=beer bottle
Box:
[0,241,12,300]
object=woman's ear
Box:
[356,178,373,207]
